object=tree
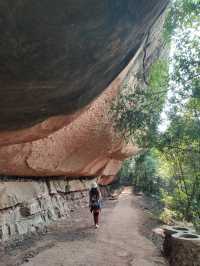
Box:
[111,60,169,147]
[112,0,200,227]
[132,151,161,195]
[117,158,135,185]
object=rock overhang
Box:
[0,0,169,132]
[0,0,169,179]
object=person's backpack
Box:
[90,189,100,209]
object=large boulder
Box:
[0,58,139,176]
[0,0,169,137]
[0,7,167,177]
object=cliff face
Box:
[0,0,169,135]
[0,9,167,178]
[0,1,169,242]
[0,56,139,178]
[0,0,169,179]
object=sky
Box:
[158,22,200,133]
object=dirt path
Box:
[1,187,167,266]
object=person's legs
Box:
[93,210,99,226]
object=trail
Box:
[1,187,167,266]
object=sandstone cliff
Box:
[0,9,167,178]
[0,56,139,177]
[0,0,169,135]
[0,1,169,243]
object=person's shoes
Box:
[95,224,99,228]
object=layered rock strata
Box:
[0,2,169,243]
[0,178,92,243]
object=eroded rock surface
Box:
[0,56,139,177]
[0,1,170,244]
[0,178,92,242]
[0,8,167,178]
[0,0,169,133]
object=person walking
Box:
[89,182,102,228]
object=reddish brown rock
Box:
[98,175,119,186]
[0,57,139,177]
[0,112,82,147]
[0,0,169,132]
[0,9,167,179]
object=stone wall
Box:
[0,178,92,243]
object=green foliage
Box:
[117,158,135,185]
[194,218,200,234]
[132,151,164,195]
[168,30,200,116]
[111,60,169,147]
[113,158,135,188]
[160,208,176,224]
[163,0,200,43]
[113,0,200,229]
[159,115,200,222]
